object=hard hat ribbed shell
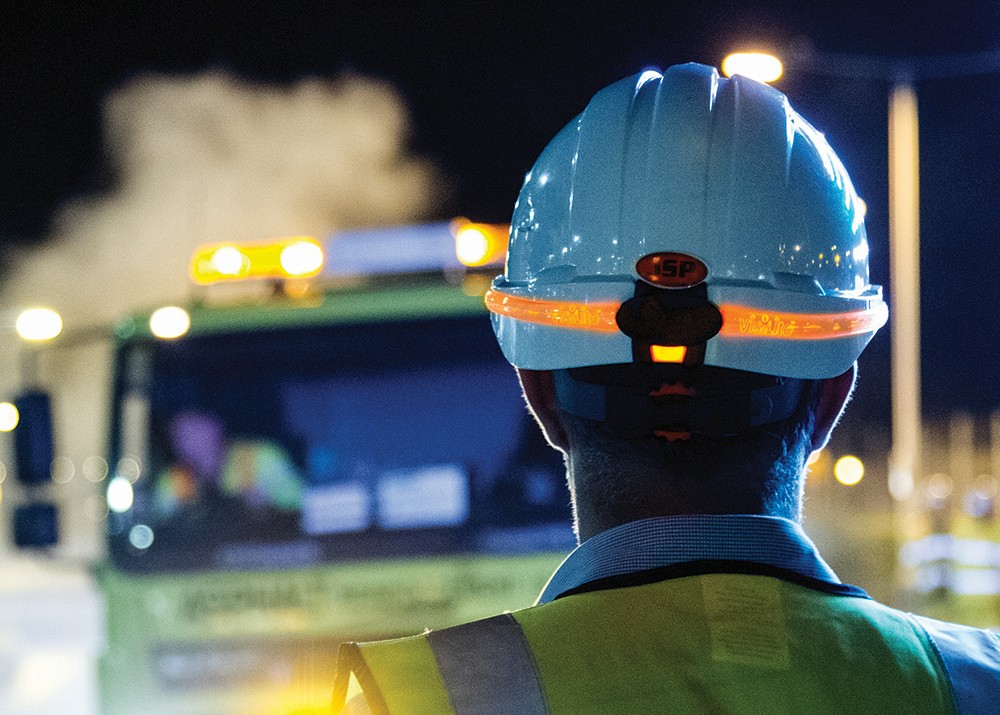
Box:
[490,63,885,379]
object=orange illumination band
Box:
[717,303,888,340]
[484,290,621,333]
[485,290,887,341]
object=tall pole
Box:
[887,80,922,502]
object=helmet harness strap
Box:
[554,279,806,439]
[553,365,806,439]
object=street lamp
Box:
[722,46,1000,506]
[14,307,63,342]
[886,79,920,503]
[721,52,784,83]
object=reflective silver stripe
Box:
[912,614,1000,713]
[427,613,548,715]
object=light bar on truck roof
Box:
[190,236,324,285]
[454,221,508,267]
[321,220,509,278]
[188,221,509,286]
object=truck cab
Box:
[10,221,577,714]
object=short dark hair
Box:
[559,379,823,531]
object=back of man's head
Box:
[486,63,885,537]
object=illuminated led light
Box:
[190,236,323,284]
[0,403,19,432]
[280,239,324,276]
[719,303,888,340]
[834,455,864,486]
[486,291,887,341]
[485,291,621,333]
[455,226,492,266]
[650,345,687,363]
[15,307,63,341]
[149,306,190,339]
[211,246,249,276]
[129,524,154,550]
[721,52,783,83]
[453,221,508,267]
[107,476,134,513]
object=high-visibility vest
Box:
[333,569,1000,714]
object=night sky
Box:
[2,1,999,417]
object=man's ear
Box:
[809,363,857,455]
[515,368,569,453]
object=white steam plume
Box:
[0,71,442,559]
[3,70,441,326]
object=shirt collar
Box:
[537,514,839,604]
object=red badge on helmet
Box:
[636,253,708,289]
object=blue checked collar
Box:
[537,514,839,604]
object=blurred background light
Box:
[128,524,154,550]
[927,472,954,500]
[149,306,190,339]
[106,476,134,513]
[721,52,783,83]
[834,455,865,486]
[51,456,75,484]
[455,225,492,266]
[16,307,63,341]
[0,402,20,432]
[279,239,324,276]
[210,246,249,276]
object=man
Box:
[333,62,1000,714]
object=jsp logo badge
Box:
[635,252,708,289]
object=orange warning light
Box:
[484,291,621,333]
[485,290,887,342]
[649,345,687,363]
[190,236,323,285]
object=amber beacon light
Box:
[190,237,324,285]
[485,291,887,342]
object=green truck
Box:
[15,221,575,714]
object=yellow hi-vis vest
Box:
[333,571,962,714]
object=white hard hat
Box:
[487,63,886,381]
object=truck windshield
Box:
[108,315,574,573]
